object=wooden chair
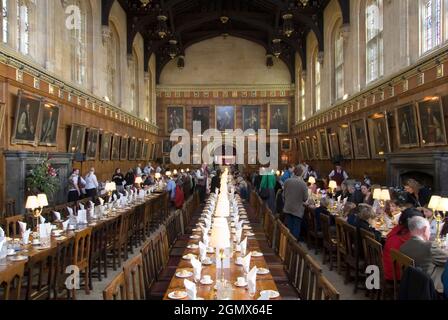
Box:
[305,207,322,254]
[72,227,92,299]
[0,262,25,300]
[300,254,322,300]
[362,234,386,300]
[335,217,347,275]
[105,215,121,272]
[123,254,145,300]
[290,240,308,296]
[320,214,337,271]
[89,222,107,288]
[316,275,340,300]
[5,199,16,218]
[103,272,127,300]
[390,249,415,300]
[141,240,157,298]
[5,215,24,238]
[25,247,57,300]
[53,238,75,299]
[342,221,363,293]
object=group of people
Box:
[251,161,448,297]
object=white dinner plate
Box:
[200,279,214,285]
[190,235,201,240]
[251,251,263,257]
[260,290,280,299]
[234,281,248,287]
[257,268,270,275]
[182,254,197,260]
[187,244,199,250]
[9,255,28,262]
[168,291,188,300]
[176,270,193,278]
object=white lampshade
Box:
[329,180,338,190]
[428,195,442,210]
[181,169,185,173]
[380,189,391,201]
[276,170,281,176]
[155,172,161,180]
[308,176,316,185]
[436,197,448,213]
[373,188,382,200]
[25,196,39,210]
[186,168,190,172]
[165,171,172,177]
[37,194,48,207]
[173,169,178,175]
[135,177,143,184]
[209,225,231,249]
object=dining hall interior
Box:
[0,0,448,302]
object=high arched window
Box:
[314,51,321,113]
[334,28,344,101]
[366,0,383,83]
[1,0,8,44]
[130,49,139,115]
[300,75,306,121]
[17,0,29,55]
[70,0,87,86]
[107,23,121,105]
[421,0,443,54]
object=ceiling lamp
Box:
[168,39,179,59]
[177,55,185,69]
[272,39,282,58]
[220,16,229,24]
[299,0,309,6]
[282,13,294,37]
[157,14,168,39]
[140,0,151,6]
[266,54,274,68]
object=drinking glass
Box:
[248,282,256,298]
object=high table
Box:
[163,200,280,300]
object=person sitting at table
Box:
[361,183,374,206]
[342,202,356,219]
[347,183,363,205]
[404,179,432,208]
[143,174,154,187]
[356,204,382,244]
[347,206,360,227]
[400,216,448,292]
[335,181,350,201]
[383,208,424,282]
[314,197,332,232]
[384,200,402,224]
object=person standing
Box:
[68,169,83,202]
[125,168,135,188]
[135,163,143,177]
[84,167,99,199]
[328,162,349,187]
[196,164,208,203]
[283,166,309,240]
[260,168,277,214]
[112,168,125,193]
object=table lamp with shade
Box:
[308,176,316,185]
[328,180,338,198]
[26,193,48,229]
[434,197,448,244]
[209,224,231,282]
[165,171,172,178]
[428,195,442,216]
[134,176,143,189]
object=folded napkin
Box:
[39,215,46,224]
[22,229,31,245]
[247,266,258,294]
[236,228,243,244]
[337,195,342,203]
[18,221,27,234]
[240,237,248,256]
[77,209,87,224]
[184,279,197,300]
[0,239,6,259]
[203,233,209,247]
[190,257,202,280]
[67,206,74,216]
[79,203,85,210]
[88,207,96,219]
[236,221,244,231]
[39,223,52,239]
[62,219,70,231]
[204,217,211,229]
[53,211,61,221]
[89,200,95,208]
[108,195,113,203]
[258,291,271,300]
[198,241,207,261]
[139,189,145,198]
[98,197,105,206]
[0,226,5,238]
[242,252,252,274]
[113,194,118,202]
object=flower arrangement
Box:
[26,155,60,196]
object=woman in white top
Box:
[84,167,99,199]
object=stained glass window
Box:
[366,0,383,83]
[17,1,29,55]
[421,0,442,53]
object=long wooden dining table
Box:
[0,192,166,277]
[163,205,281,300]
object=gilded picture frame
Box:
[317,129,330,160]
[351,119,371,159]
[268,103,289,135]
[215,106,236,131]
[367,112,391,159]
[395,103,420,148]
[11,90,42,146]
[166,106,185,135]
[111,134,121,161]
[38,103,60,147]
[67,123,86,154]
[120,137,129,161]
[416,97,447,147]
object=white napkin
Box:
[98,197,105,206]
[240,237,248,256]
[113,194,118,202]
[236,228,243,244]
[22,229,31,245]
[247,266,258,294]
[18,221,27,234]
[39,215,46,224]
[79,203,85,210]
[89,200,94,208]
[0,239,5,259]
[53,211,61,221]
[190,257,202,280]
[204,217,211,229]
[242,252,252,273]
[62,219,70,231]
[39,223,52,239]
[236,221,244,231]
[77,209,87,224]
[0,226,5,238]
[124,190,129,197]
[184,279,197,300]
[203,233,209,247]
[337,195,342,203]
[139,189,145,198]
[258,291,271,300]
[108,196,113,203]
[198,241,207,261]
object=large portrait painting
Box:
[0,103,5,141]
[129,138,136,160]
[120,137,129,161]
[149,143,155,160]
[305,136,313,160]
[299,140,309,161]
[68,124,86,154]
[281,139,291,151]
[351,119,370,159]
[38,103,60,147]
[216,106,235,131]
[317,129,330,160]
[135,139,143,160]
[311,135,320,160]
[328,131,340,159]
[268,104,289,134]
[142,142,149,160]
[395,103,419,148]
[368,112,390,158]
[417,97,447,147]
[12,90,42,146]
[100,132,112,161]
[163,139,173,154]
[242,106,261,131]
[86,128,100,160]
[192,107,210,133]
[166,106,185,134]
[111,135,121,161]
[338,124,353,159]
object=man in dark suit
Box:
[400,216,448,292]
